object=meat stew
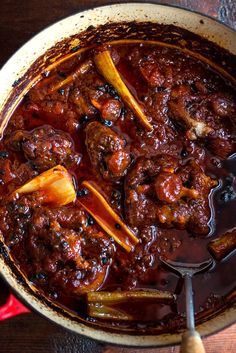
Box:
[0,26,236,334]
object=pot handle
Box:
[0,293,30,320]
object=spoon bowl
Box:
[160,257,214,353]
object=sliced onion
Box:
[14,165,76,206]
[87,290,175,320]
[77,180,139,252]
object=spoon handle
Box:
[180,330,205,353]
[180,274,206,353]
[185,273,195,331]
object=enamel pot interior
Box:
[0,3,235,347]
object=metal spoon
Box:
[160,257,213,353]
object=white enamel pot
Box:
[0,3,235,347]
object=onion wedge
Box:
[94,49,153,132]
[87,290,175,320]
[14,165,76,206]
[77,180,139,252]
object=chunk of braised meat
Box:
[139,58,173,89]
[127,46,236,158]
[125,155,217,235]
[0,195,114,295]
[157,161,217,234]
[112,226,182,289]
[26,59,98,119]
[26,206,114,294]
[128,45,214,90]
[11,162,38,187]
[5,125,81,172]
[168,85,236,158]
[90,87,122,122]
[24,59,123,132]
[0,158,15,185]
[0,194,85,247]
[125,155,179,227]
[128,46,174,89]
[4,114,25,135]
[0,198,32,248]
[99,99,122,122]
[0,152,42,194]
[86,121,131,180]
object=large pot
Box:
[0,3,235,347]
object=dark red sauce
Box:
[0,40,235,333]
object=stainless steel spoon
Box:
[160,257,213,353]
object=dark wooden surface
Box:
[0,1,235,352]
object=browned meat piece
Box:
[154,172,198,203]
[139,61,173,89]
[0,197,114,295]
[6,125,81,172]
[206,128,235,159]
[38,206,88,230]
[100,99,122,122]
[86,121,131,180]
[128,45,208,90]
[90,89,122,122]
[14,162,37,184]
[0,161,40,196]
[125,155,179,227]
[140,63,165,87]
[0,196,84,247]
[168,88,213,139]
[0,194,34,247]
[70,88,97,117]
[125,155,217,235]
[168,85,236,157]
[26,59,98,118]
[4,114,25,134]
[128,46,174,89]
[0,158,15,185]
[211,95,235,117]
[26,206,114,294]
[111,226,182,289]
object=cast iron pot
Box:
[0,3,235,347]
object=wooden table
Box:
[0,1,235,352]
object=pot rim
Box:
[0,2,235,347]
